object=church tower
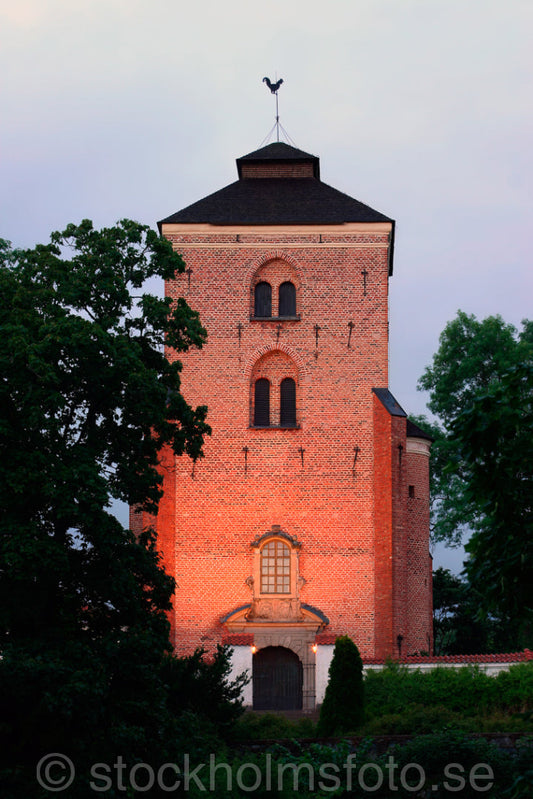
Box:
[140,142,432,710]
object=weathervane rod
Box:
[261,76,296,147]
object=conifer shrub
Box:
[317,635,364,736]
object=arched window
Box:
[280,378,296,427]
[260,539,290,593]
[278,281,296,316]
[254,378,270,426]
[254,282,272,318]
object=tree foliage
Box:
[432,567,514,655]
[453,362,533,639]
[317,635,364,736]
[0,219,210,648]
[0,221,248,796]
[418,311,533,643]
[417,311,533,548]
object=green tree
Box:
[419,312,533,644]
[433,567,470,654]
[317,635,364,736]
[452,361,533,643]
[0,221,230,796]
[432,567,513,654]
[417,311,533,546]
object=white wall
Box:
[316,645,335,704]
[317,650,522,705]
[228,646,253,706]
[363,661,520,677]
[230,645,521,709]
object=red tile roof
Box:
[363,649,533,665]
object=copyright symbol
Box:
[36,753,75,792]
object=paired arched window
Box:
[253,280,296,318]
[260,539,290,593]
[253,377,297,427]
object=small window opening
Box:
[254,282,272,317]
[278,281,296,316]
[408,485,415,498]
[280,378,296,427]
[254,379,270,426]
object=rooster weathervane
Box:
[261,76,294,145]
[263,76,283,94]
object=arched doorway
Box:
[253,646,303,710]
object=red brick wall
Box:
[372,395,395,659]
[154,233,391,657]
[241,163,315,179]
[372,397,410,659]
[405,442,433,654]
[145,226,430,661]
[370,409,433,657]
[391,415,408,658]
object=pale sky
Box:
[1,0,531,572]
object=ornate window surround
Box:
[253,527,301,598]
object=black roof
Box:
[406,419,434,441]
[372,388,407,418]
[158,142,393,228]
[238,142,317,161]
[159,178,392,227]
